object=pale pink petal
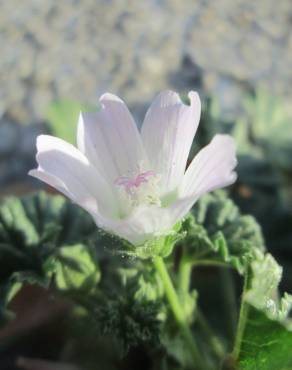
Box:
[141,90,201,196]
[180,134,237,198]
[29,169,72,200]
[29,169,102,216]
[77,93,148,183]
[91,205,172,246]
[96,135,237,245]
[29,135,118,218]
[92,199,197,246]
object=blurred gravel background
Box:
[0,0,292,189]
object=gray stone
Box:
[19,124,44,156]
[0,0,292,125]
[0,120,20,156]
[185,0,292,103]
[0,0,191,122]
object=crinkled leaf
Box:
[246,251,292,324]
[244,88,292,145]
[70,255,164,358]
[0,191,99,321]
[92,293,161,356]
[48,244,100,292]
[0,191,97,280]
[180,191,265,273]
[238,251,292,370]
[134,272,165,304]
[183,90,292,261]
[233,88,292,171]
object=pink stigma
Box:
[115,170,155,194]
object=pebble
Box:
[0,0,292,184]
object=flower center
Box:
[115,170,161,208]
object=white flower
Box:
[29,91,237,246]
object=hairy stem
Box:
[178,257,192,293]
[220,268,238,344]
[232,268,250,360]
[190,259,237,343]
[153,255,205,369]
[179,256,226,363]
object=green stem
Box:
[179,256,225,362]
[178,258,192,293]
[220,268,237,344]
[232,268,250,360]
[153,255,205,369]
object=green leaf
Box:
[234,88,292,171]
[238,252,292,370]
[239,307,292,370]
[0,191,164,357]
[134,272,165,303]
[231,118,262,158]
[245,252,292,322]
[180,191,265,273]
[93,292,161,356]
[244,88,291,146]
[0,191,99,322]
[0,191,97,281]
[70,255,164,357]
[48,244,100,291]
[47,99,94,145]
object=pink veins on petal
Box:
[115,170,155,194]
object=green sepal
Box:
[116,222,184,259]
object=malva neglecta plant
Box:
[1,90,291,370]
[29,90,237,367]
